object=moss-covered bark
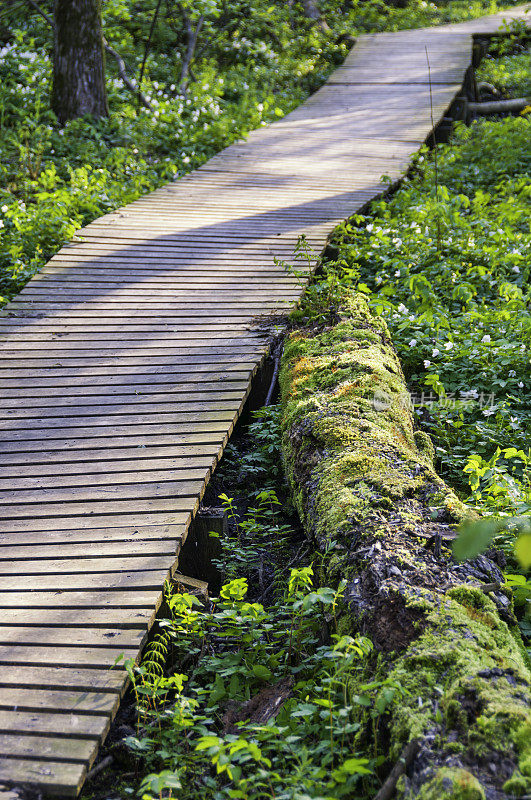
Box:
[279,291,531,799]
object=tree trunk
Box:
[52,0,108,124]
[301,0,331,33]
[469,97,531,115]
[279,291,531,799]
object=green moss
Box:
[385,587,530,762]
[280,291,466,549]
[519,747,531,776]
[503,770,529,796]
[280,289,531,795]
[416,768,485,800]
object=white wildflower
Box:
[408,339,417,347]
[432,348,440,357]
[481,335,491,344]
[423,360,431,368]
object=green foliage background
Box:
[0,0,523,302]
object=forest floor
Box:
[83,33,530,800]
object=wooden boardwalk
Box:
[0,7,528,795]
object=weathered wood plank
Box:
[0,735,97,765]
[0,628,147,650]
[0,710,109,738]
[0,515,190,533]
[0,590,163,609]
[0,666,126,693]
[0,568,175,591]
[0,646,138,668]
[0,585,161,613]
[0,688,120,716]
[0,607,156,627]
[0,759,86,797]
[0,556,176,574]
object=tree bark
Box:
[280,291,531,799]
[301,0,331,33]
[103,37,153,111]
[52,0,108,124]
[302,0,330,33]
[469,97,531,115]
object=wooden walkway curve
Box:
[0,6,528,795]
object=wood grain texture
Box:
[0,6,527,794]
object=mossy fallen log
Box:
[279,291,531,799]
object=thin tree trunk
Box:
[280,290,531,799]
[179,10,204,91]
[103,38,153,111]
[301,0,331,33]
[52,0,108,124]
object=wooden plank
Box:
[0,688,120,716]
[0,735,97,766]
[0,758,86,797]
[0,555,176,574]
[0,666,126,693]
[0,475,205,496]
[0,445,219,466]
[0,569,175,590]
[0,402,243,419]
[0,607,156,627]
[0,411,237,429]
[0,646,139,668]
[0,383,250,400]
[0,542,177,560]
[0,709,109,738]
[0,434,227,454]
[0,627,146,649]
[0,514,190,533]
[0,590,163,609]
[0,460,211,479]
[0,471,205,492]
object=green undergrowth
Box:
[477,46,531,97]
[100,408,406,800]
[476,29,531,97]
[0,0,525,303]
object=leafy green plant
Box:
[123,571,379,799]
[109,404,417,799]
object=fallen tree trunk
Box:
[279,291,531,799]
[469,97,531,115]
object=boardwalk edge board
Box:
[0,7,528,795]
